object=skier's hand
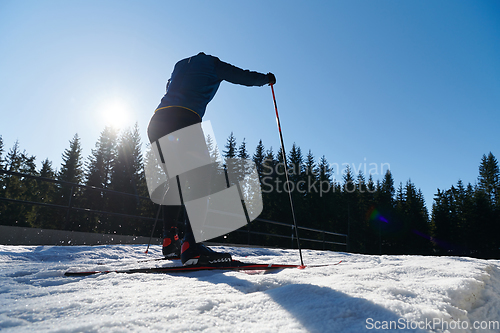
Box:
[267,73,276,85]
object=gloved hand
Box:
[267,73,276,85]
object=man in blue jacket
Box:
[148,52,275,265]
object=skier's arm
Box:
[215,58,273,87]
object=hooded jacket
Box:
[156,52,270,119]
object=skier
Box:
[147,52,276,265]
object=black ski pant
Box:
[147,107,202,238]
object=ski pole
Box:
[270,84,305,268]
[145,204,162,254]
[145,176,171,254]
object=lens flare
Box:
[369,207,389,223]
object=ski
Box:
[64,260,342,277]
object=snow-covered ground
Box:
[1,245,500,333]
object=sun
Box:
[101,99,130,130]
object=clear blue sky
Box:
[1,0,499,212]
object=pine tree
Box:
[364,174,380,254]
[287,149,316,246]
[237,138,249,160]
[219,137,254,244]
[315,155,338,244]
[258,147,286,246]
[317,156,332,185]
[342,166,359,252]
[478,152,499,205]
[4,141,38,187]
[5,141,23,172]
[304,150,315,177]
[302,150,318,229]
[111,124,144,196]
[85,127,118,189]
[260,147,276,198]
[379,170,395,205]
[0,140,38,226]
[476,153,499,257]
[356,172,371,254]
[223,132,237,159]
[1,141,38,227]
[461,182,476,251]
[34,159,59,229]
[376,170,396,253]
[109,123,147,236]
[231,138,251,189]
[432,188,453,254]
[287,143,303,184]
[252,140,265,178]
[57,134,84,230]
[222,132,239,192]
[82,126,118,233]
[367,174,376,194]
[296,151,321,232]
[401,180,431,254]
[206,134,221,165]
[38,159,56,191]
[2,141,24,213]
[453,180,472,253]
[58,134,84,184]
[472,188,495,257]
[19,152,38,206]
[431,180,479,256]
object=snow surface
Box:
[1,245,500,333]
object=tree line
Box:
[431,152,500,258]
[0,128,499,258]
[0,125,154,237]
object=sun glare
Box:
[101,99,130,130]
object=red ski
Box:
[64,260,342,277]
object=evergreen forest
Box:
[1,127,499,258]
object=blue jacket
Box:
[156,53,270,119]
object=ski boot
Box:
[162,227,181,259]
[180,233,232,266]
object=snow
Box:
[1,245,500,333]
